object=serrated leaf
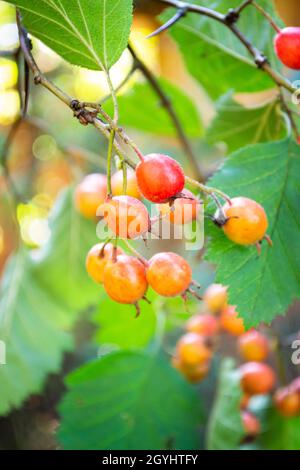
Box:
[206,139,300,328]
[206,359,243,450]
[161,0,281,98]
[58,350,202,450]
[104,78,203,137]
[7,0,133,70]
[207,91,285,152]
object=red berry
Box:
[112,168,141,199]
[136,153,185,203]
[159,189,200,224]
[75,173,107,219]
[186,314,219,337]
[241,410,260,436]
[274,386,300,417]
[220,305,245,336]
[238,330,269,362]
[274,27,300,70]
[203,283,228,313]
[146,252,192,297]
[103,254,148,305]
[240,362,276,396]
[85,242,123,284]
[218,197,268,246]
[101,195,150,239]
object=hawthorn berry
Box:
[159,189,200,224]
[186,314,219,337]
[112,168,141,199]
[103,254,148,307]
[101,195,150,239]
[238,330,269,362]
[203,283,228,313]
[220,305,245,336]
[136,153,185,203]
[175,332,212,367]
[241,410,261,437]
[239,362,276,396]
[172,355,210,383]
[274,27,300,70]
[85,242,123,284]
[75,173,107,219]
[274,386,300,417]
[215,197,269,246]
[146,252,192,297]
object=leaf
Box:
[206,359,243,450]
[7,0,133,70]
[104,78,203,137]
[58,350,202,450]
[206,139,300,328]
[161,0,281,98]
[206,91,285,152]
[0,253,73,415]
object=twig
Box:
[0,117,23,203]
[106,129,116,197]
[251,1,281,33]
[101,63,137,104]
[279,89,299,140]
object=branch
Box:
[128,44,205,182]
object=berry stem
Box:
[185,176,231,204]
[122,239,148,265]
[106,129,116,197]
[251,1,281,34]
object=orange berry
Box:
[186,314,219,337]
[172,354,210,383]
[159,189,200,225]
[75,173,107,219]
[203,283,228,313]
[219,197,268,245]
[176,332,212,367]
[146,252,192,297]
[274,386,300,417]
[112,169,141,199]
[85,242,123,284]
[241,410,261,436]
[103,254,148,305]
[238,330,269,362]
[220,305,245,336]
[240,362,276,396]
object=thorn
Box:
[146,7,188,40]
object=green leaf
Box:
[0,252,73,415]
[104,78,203,137]
[7,0,133,70]
[259,410,300,450]
[161,0,281,98]
[207,91,285,152]
[58,350,202,450]
[206,139,300,328]
[206,359,243,450]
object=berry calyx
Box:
[238,330,269,362]
[175,332,212,367]
[158,189,200,224]
[112,169,141,199]
[274,386,300,417]
[146,252,192,297]
[203,283,228,313]
[85,242,123,284]
[136,153,185,203]
[274,27,300,70]
[103,254,148,307]
[220,305,245,336]
[241,410,261,437]
[75,173,107,219]
[215,197,269,246]
[186,314,219,337]
[239,362,276,396]
[101,195,150,239]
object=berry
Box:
[103,254,148,305]
[217,197,268,246]
[241,410,260,436]
[274,386,300,417]
[85,242,123,284]
[274,27,300,70]
[172,356,210,383]
[112,168,141,199]
[159,189,200,224]
[240,394,251,410]
[238,330,269,362]
[186,314,219,337]
[146,252,192,297]
[75,173,107,219]
[220,305,245,336]
[176,332,212,367]
[101,195,150,239]
[136,153,185,203]
[239,362,276,396]
[203,283,228,313]
[290,377,300,395]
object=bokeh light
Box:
[17,201,51,248]
[0,89,20,125]
[32,134,58,161]
[0,58,18,91]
